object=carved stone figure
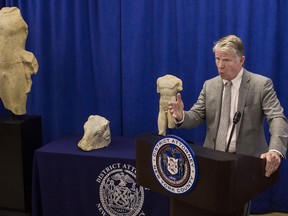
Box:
[157,74,183,135]
[0,7,39,115]
[78,115,111,151]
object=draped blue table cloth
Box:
[32,135,169,216]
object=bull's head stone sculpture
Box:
[78,115,111,151]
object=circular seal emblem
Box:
[151,135,198,195]
[96,163,145,216]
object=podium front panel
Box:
[136,133,280,215]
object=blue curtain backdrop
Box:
[0,0,288,213]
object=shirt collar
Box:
[223,68,243,90]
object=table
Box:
[32,134,169,216]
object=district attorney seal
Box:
[151,135,198,195]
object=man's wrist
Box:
[269,149,284,159]
[174,111,185,126]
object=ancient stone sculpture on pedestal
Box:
[157,74,183,135]
[0,7,39,115]
[78,115,111,151]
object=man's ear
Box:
[240,55,245,66]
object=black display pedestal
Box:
[0,115,42,215]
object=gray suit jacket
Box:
[181,69,288,157]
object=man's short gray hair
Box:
[213,35,244,58]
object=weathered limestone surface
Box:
[157,74,183,135]
[0,7,38,115]
[78,115,111,151]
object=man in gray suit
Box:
[168,34,288,177]
[168,35,288,215]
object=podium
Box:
[136,133,280,216]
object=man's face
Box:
[215,50,245,81]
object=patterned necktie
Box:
[216,81,232,151]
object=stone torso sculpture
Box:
[0,7,38,115]
[157,74,183,135]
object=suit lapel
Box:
[214,77,224,140]
[236,69,250,139]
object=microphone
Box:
[233,111,241,124]
[225,111,241,152]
